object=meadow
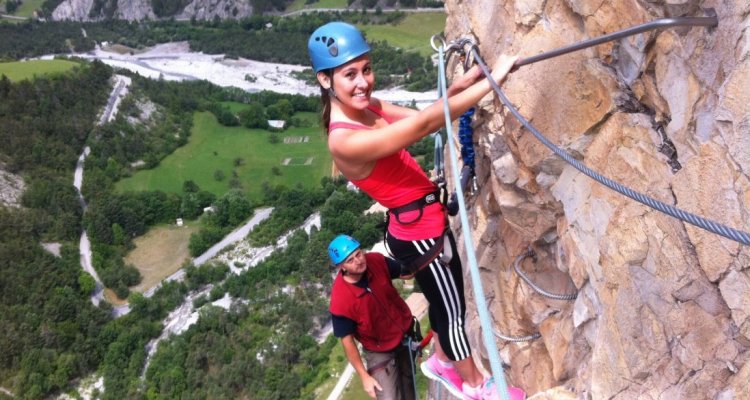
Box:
[286,0,347,12]
[13,0,43,17]
[116,106,331,204]
[124,221,203,294]
[359,12,446,56]
[0,59,79,81]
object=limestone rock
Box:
[51,0,252,21]
[443,0,750,397]
[114,0,155,21]
[0,164,25,208]
[52,0,94,21]
[177,0,253,21]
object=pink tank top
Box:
[329,106,445,240]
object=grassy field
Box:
[0,59,80,81]
[12,0,44,17]
[286,0,347,12]
[124,221,203,294]
[116,107,331,204]
[359,12,445,56]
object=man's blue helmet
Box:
[308,22,371,73]
[328,234,361,265]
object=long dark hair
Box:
[319,69,333,134]
[320,86,332,135]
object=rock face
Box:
[51,0,252,21]
[177,0,253,21]
[52,0,96,21]
[0,163,25,208]
[443,0,750,398]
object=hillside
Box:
[47,0,440,21]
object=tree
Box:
[265,99,293,121]
[239,102,268,129]
[183,180,200,193]
[78,272,96,295]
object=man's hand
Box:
[361,373,383,398]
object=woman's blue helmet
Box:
[328,234,361,265]
[308,22,371,73]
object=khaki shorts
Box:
[364,344,416,400]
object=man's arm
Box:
[341,335,382,398]
[386,256,416,280]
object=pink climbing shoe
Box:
[462,377,526,400]
[420,354,464,398]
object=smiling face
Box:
[317,54,375,111]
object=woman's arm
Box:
[375,99,419,122]
[329,54,517,164]
[371,66,480,122]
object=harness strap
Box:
[399,228,452,276]
[389,189,440,225]
[366,357,393,374]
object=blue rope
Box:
[459,108,476,171]
[437,45,513,400]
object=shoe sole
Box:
[420,362,465,399]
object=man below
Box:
[328,234,418,400]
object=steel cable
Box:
[513,249,578,301]
[451,14,750,246]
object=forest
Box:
[0,6,444,396]
[0,48,433,397]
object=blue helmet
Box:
[328,234,361,265]
[308,22,371,73]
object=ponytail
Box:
[319,69,333,134]
[320,86,331,135]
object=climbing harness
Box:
[389,190,441,225]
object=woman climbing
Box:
[307,21,525,400]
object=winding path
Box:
[76,75,132,307]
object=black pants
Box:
[386,230,471,361]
